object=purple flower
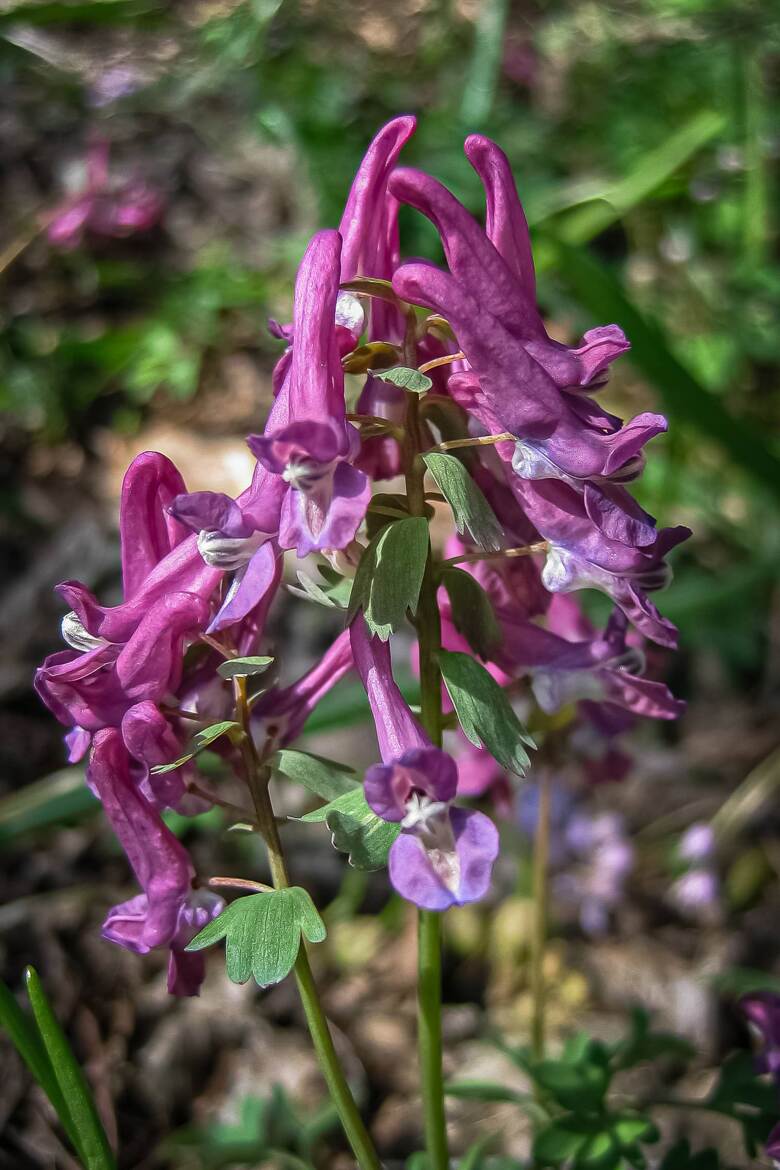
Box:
[741,994,780,1086]
[670,869,719,915]
[513,477,689,648]
[89,728,223,994]
[351,618,499,911]
[493,605,685,722]
[53,451,222,646]
[248,232,371,557]
[47,140,163,250]
[387,149,690,605]
[35,589,210,733]
[169,468,285,633]
[121,700,204,813]
[388,159,664,490]
[678,822,716,863]
[766,1122,780,1163]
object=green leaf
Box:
[550,242,780,503]
[24,967,116,1170]
[0,979,80,1154]
[375,366,432,393]
[580,1132,619,1169]
[439,649,533,775]
[186,888,325,987]
[611,1116,659,1146]
[151,720,242,774]
[217,656,274,680]
[611,1007,695,1070]
[422,452,503,551]
[532,1057,609,1112]
[274,749,359,801]
[301,788,400,871]
[288,569,352,610]
[533,1121,590,1164]
[347,516,429,640]
[445,1079,528,1104]
[441,568,501,660]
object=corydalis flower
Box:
[249,231,371,557]
[351,618,498,910]
[169,467,284,632]
[389,154,662,488]
[89,728,223,995]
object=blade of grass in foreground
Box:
[24,967,116,1170]
[0,978,82,1157]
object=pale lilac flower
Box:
[351,618,499,910]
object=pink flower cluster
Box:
[36,117,688,992]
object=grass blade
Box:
[459,0,508,126]
[0,768,96,844]
[0,979,82,1156]
[24,967,116,1170]
[552,110,725,244]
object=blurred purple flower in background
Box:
[47,139,163,249]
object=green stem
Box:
[234,679,381,1170]
[531,771,551,1062]
[404,383,450,1170]
[418,910,447,1170]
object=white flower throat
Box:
[197,529,265,570]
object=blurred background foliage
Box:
[1,0,778,685]
[1,1,780,1164]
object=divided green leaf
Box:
[441,567,501,660]
[375,366,433,393]
[217,656,274,680]
[301,787,399,870]
[422,452,503,551]
[439,649,534,776]
[273,749,359,802]
[347,515,429,640]
[186,888,326,987]
[288,567,354,610]
[151,719,242,774]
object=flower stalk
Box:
[405,376,449,1170]
[233,676,382,1170]
[531,770,551,1062]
